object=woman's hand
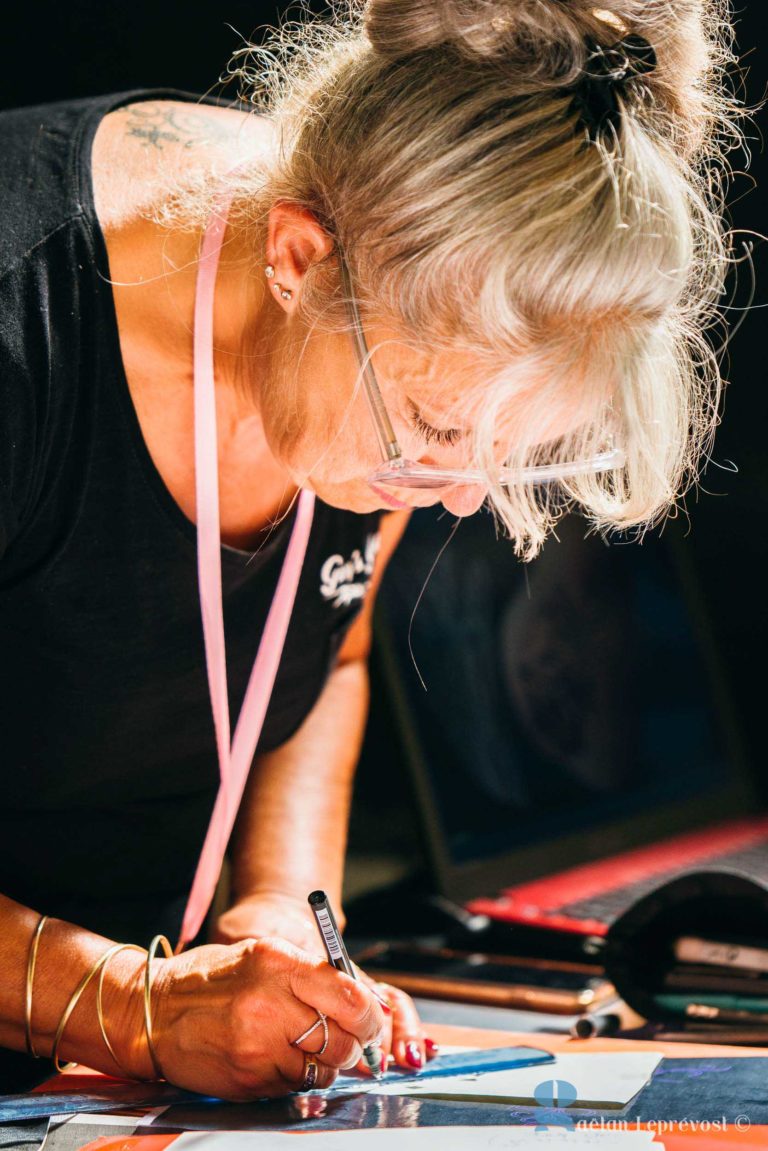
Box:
[214,893,325,957]
[213,895,439,1076]
[142,937,385,1101]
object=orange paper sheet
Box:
[648,1129,768,1149]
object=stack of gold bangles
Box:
[25,914,172,1078]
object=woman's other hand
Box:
[214,893,324,956]
[353,973,439,1076]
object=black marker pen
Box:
[308,889,383,1078]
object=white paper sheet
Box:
[173,1126,659,1150]
[371,1052,663,1110]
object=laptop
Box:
[370,506,767,945]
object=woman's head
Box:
[220,0,741,555]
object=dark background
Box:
[1,2,765,892]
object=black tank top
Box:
[0,91,383,945]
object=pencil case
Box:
[598,868,768,1030]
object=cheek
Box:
[278,408,374,485]
[298,391,379,481]
[260,366,329,473]
[261,333,381,481]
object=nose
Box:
[439,484,488,517]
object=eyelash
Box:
[407,403,463,447]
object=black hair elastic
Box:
[567,33,657,140]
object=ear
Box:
[265,202,335,312]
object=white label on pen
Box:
[316,906,344,961]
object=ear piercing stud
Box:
[265,266,292,300]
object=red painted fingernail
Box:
[405,1041,423,1069]
[371,989,392,1013]
[381,1052,389,1074]
[425,1037,440,1055]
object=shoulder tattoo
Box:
[116,103,236,151]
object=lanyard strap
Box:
[178,194,315,949]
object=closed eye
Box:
[406,399,465,448]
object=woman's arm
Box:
[221,658,369,933]
[219,511,411,934]
[0,895,152,1077]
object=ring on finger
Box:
[300,1052,319,1091]
[291,1011,329,1057]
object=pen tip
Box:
[364,1045,383,1078]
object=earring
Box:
[265,264,275,278]
[273,283,293,301]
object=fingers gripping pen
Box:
[308,890,383,1078]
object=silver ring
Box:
[300,1054,319,1091]
[291,1011,329,1057]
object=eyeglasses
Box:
[338,253,625,492]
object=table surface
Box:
[5,996,764,1151]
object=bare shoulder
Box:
[92,99,271,227]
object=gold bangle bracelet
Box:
[144,935,173,1080]
[25,914,48,1058]
[51,943,128,1073]
[96,943,147,1077]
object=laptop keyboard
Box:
[556,840,768,926]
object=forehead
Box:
[370,326,605,444]
[370,328,479,397]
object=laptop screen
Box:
[374,508,755,901]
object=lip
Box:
[369,484,412,511]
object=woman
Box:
[0,0,739,1099]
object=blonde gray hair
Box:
[214,0,742,557]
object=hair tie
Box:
[568,34,657,140]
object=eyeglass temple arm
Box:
[338,254,402,466]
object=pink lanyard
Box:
[178,195,315,949]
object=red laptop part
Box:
[467,816,768,937]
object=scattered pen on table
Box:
[686,1002,768,1025]
[571,1013,623,1039]
[656,991,768,1014]
[308,889,383,1078]
[652,1027,768,1047]
[570,999,646,1040]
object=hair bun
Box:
[364,0,603,72]
[363,1,730,160]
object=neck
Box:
[107,212,299,546]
